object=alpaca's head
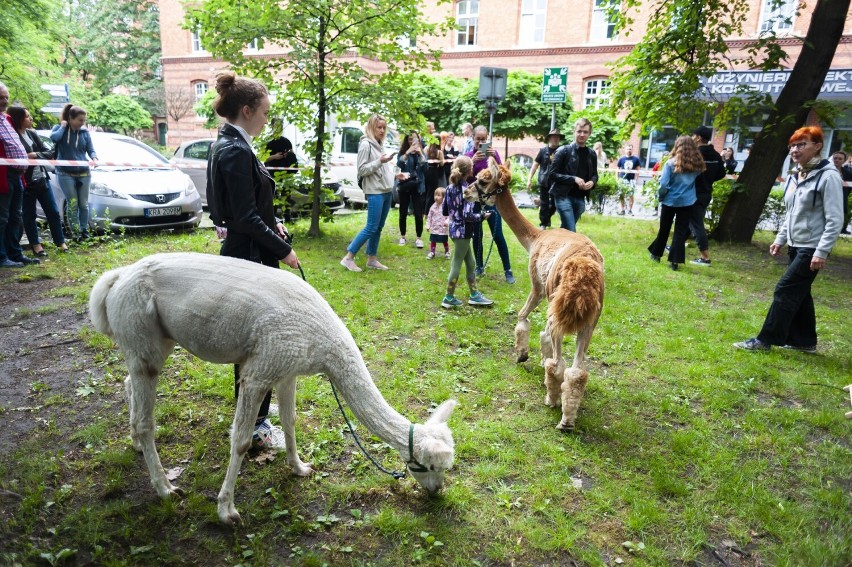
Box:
[405,399,457,494]
[470,157,512,205]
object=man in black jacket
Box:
[549,118,597,232]
[689,126,726,266]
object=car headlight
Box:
[184,177,198,197]
[89,182,128,200]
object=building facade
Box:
[157,0,852,166]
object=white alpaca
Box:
[89,252,457,525]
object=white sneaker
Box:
[415,238,424,248]
[398,237,406,246]
[252,419,286,451]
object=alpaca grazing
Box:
[89,253,457,525]
[471,159,605,430]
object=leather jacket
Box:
[549,142,598,198]
[207,124,291,266]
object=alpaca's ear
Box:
[427,399,457,425]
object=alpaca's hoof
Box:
[155,483,184,500]
[556,419,575,432]
[218,505,242,526]
[292,462,315,477]
[517,352,529,363]
[544,394,559,408]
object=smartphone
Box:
[478,142,490,153]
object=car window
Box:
[93,136,169,165]
[186,141,211,160]
[340,127,362,154]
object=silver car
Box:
[38,131,203,233]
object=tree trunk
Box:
[712,0,851,243]
[308,27,328,238]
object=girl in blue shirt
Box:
[648,135,705,270]
[50,104,97,239]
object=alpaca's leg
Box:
[124,375,142,452]
[515,288,543,363]
[278,378,314,476]
[570,320,597,370]
[558,367,589,431]
[543,330,564,407]
[539,320,554,365]
[126,357,181,499]
[217,374,266,526]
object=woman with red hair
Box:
[734,126,844,353]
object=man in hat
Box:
[526,128,564,229]
[616,144,642,215]
[689,125,726,266]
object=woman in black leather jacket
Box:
[206,72,299,450]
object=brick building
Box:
[157,0,852,166]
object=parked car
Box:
[171,138,345,216]
[37,131,203,233]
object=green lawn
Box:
[1,209,849,566]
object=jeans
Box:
[554,195,586,232]
[757,247,820,347]
[23,179,66,247]
[347,192,392,257]
[648,204,692,264]
[687,196,710,252]
[473,205,511,271]
[397,187,424,238]
[0,171,25,262]
[57,173,91,235]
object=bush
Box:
[591,170,618,213]
[707,178,786,234]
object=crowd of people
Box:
[1,81,97,267]
[2,73,848,372]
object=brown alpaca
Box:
[472,159,605,430]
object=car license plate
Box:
[145,206,181,217]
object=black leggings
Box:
[398,188,424,237]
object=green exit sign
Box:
[541,67,568,103]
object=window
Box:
[456,1,479,46]
[186,141,212,160]
[519,0,547,45]
[590,0,618,41]
[759,0,795,33]
[340,127,363,155]
[246,38,259,51]
[584,78,610,109]
[191,29,205,53]
[193,81,208,103]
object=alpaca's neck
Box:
[326,351,410,454]
[494,190,539,252]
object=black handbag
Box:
[398,172,419,193]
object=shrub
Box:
[591,170,618,213]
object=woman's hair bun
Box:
[215,72,237,94]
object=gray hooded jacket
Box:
[356,135,394,195]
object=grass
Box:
[1,209,850,566]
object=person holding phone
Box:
[340,114,404,271]
[465,125,515,283]
[396,131,427,248]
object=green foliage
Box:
[592,170,619,213]
[707,177,786,234]
[193,89,218,130]
[0,0,63,115]
[608,0,782,136]
[409,73,468,133]
[88,95,153,135]
[57,0,164,113]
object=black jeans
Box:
[757,247,819,347]
[648,204,692,264]
[538,187,555,227]
[473,205,512,272]
[397,187,424,238]
[687,195,710,252]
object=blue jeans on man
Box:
[0,171,25,263]
[554,195,586,232]
[347,192,392,257]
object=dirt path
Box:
[0,272,108,456]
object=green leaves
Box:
[88,95,153,135]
